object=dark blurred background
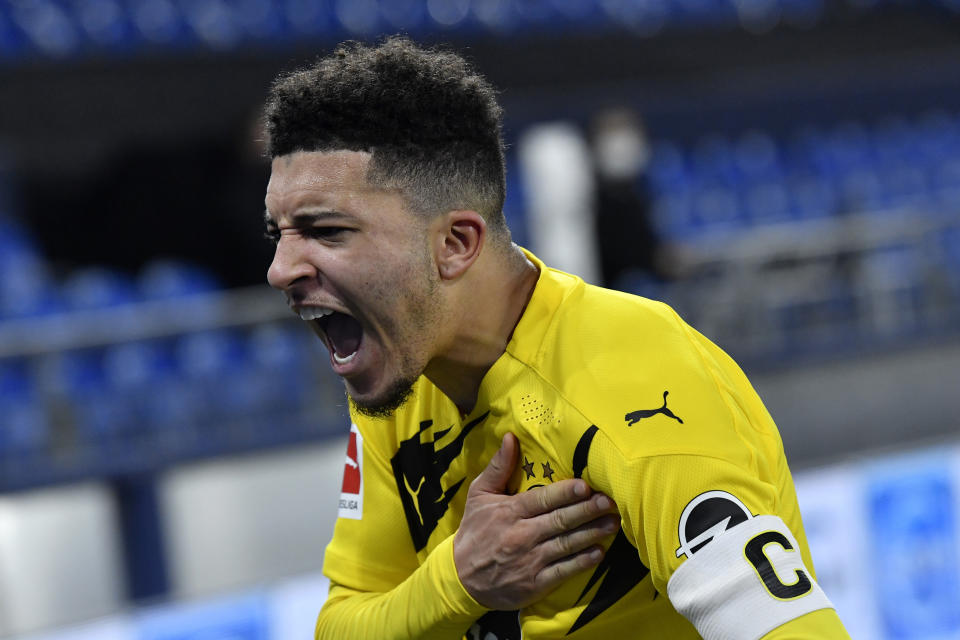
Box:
[0,1,959,638]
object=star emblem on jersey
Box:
[517,456,558,490]
[624,390,683,426]
[541,461,554,482]
[521,456,536,479]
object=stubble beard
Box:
[348,246,441,420]
[348,375,418,419]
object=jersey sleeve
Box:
[318,535,488,640]
[559,296,850,639]
[586,439,848,640]
[318,414,487,639]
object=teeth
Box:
[298,306,335,321]
[333,351,357,365]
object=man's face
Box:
[265,150,441,416]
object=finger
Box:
[514,478,592,518]
[469,433,519,495]
[529,492,617,541]
[540,514,621,563]
[535,545,605,594]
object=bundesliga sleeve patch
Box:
[667,492,834,640]
[338,423,363,520]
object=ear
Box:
[433,210,486,280]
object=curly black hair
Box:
[265,37,508,237]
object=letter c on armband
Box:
[744,530,813,600]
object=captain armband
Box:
[667,514,834,640]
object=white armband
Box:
[667,514,834,640]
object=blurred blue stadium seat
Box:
[39,348,137,449]
[102,338,198,442]
[691,133,739,187]
[648,140,690,193]
[744,181,792,224]
[940,225,960,293]
[933,158,960,210]
[3,0,942,61]
[332,0,381,35]
[127,0,191,46]
[824,121,875,177]
[0,4,30,58]
[282,0,336,37]
[69,0,137,51]
[175,330,266,438]
[612,0,672,35]
[733,130,784,184]
[0,358,49,455]
[872,115,915,167]
[674,0,739,29]
[181,0,244,49]
[7,0,82,57]
[550,0,605,25]
[651,189,697,239]
[233,0,288,41]
[378,0,428,32]
[914,110,958,163]
[62,267,139,311]
[247,323,310,412]
[778,0,823,26]
[692,184,743,230]
[837,168,886,213]
[787,175,837,220]
[784,124,826,176]
[176,329,244,379]
[138,260,222,327]
[0,217,37,259]
[880,164,930,211]
[138,259,220,300]
[0,220,62,320]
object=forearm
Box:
[316,535,488,640]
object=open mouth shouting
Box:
[298,305,364,370]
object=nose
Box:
[267,235,316,291]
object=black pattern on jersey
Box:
[567,425,650,635]
[572,425,598,478]
[466,610,521,640]
[568,531,650,634]
[391,412,489,551]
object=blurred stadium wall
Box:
[1,1,960,638]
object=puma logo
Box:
[625,391,683,426]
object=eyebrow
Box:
[263,209,355,227]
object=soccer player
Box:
[262,37,850,640]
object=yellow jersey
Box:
[319,251,848,640]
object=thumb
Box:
[471,433,519,495]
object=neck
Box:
[424,244,539,414]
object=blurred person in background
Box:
[262,37,850,639]
[590,107,677,287]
